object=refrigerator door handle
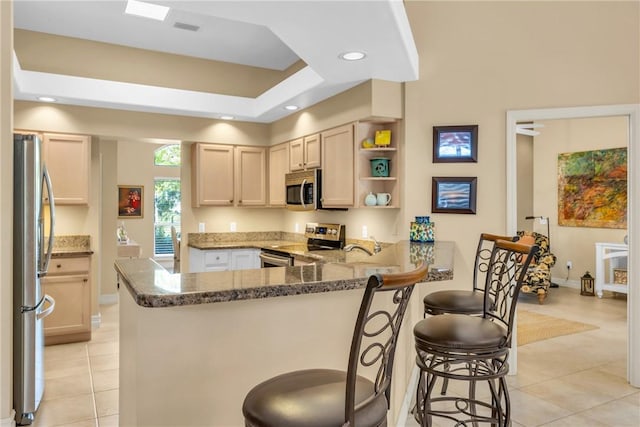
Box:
[39,166,55,277]
[36,294,55,320]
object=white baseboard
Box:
[99,293,119,305]
[91,313,101,329]
[395,365,419,427]
[551,277,581,289]
[1,410,16,427]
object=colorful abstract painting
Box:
[558,147,627,229]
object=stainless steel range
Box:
[304,223,345,251]
[259,223,345,268]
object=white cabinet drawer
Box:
[205,251,229,266]
[48,256,91,275]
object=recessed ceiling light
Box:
[125,0,170,21]
[339,51,366,61]
[220,115,235,120]
[37,96,57,102]
[284,105,299,111]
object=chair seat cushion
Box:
[242,369,388,427]
[414,314,507,351]
[423,290,486,314]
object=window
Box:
[154,144,181,256]
[154,178,181,255]
[154,144,181,166]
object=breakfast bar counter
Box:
[115,241,453,427]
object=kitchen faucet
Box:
[343,236,381,256]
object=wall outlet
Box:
[566,260,572,269]
[362,225,368,238]
[230,222,237,232]
[294,223,299,233]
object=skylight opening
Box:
[125,0,169,21]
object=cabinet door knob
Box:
[56,264,62,268]
[83,278,88,282]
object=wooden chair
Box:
[170,225,180,273]
[242,263,429,427]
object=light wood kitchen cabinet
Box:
[191,143,266,207]
[43,133,91,205]
[289,133,321,171]
[320,123,355,208]
[235,146,266,206]
[191,143,235,207]
[355,120,401,208]
[43,255,92,345]
[268,142,289,206]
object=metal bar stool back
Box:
[242,263,429,427]
[413,240,538,426]
[423,233,517,316]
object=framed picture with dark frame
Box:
[432,177,477,214]
[433,125,478,163]
[118,185,144,218]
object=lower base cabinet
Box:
[189,248,260,272]
[43,255,92,345]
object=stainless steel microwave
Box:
[285,169,321,211]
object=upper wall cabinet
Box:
[355,120,401,208]
[268,142,289,206]
[235,146,266,206]
[43,133,91,205]
[191,143,266,207]
[191,143,234,207]
[320,124,355,208]
[289,133,321,171]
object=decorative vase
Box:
[364,192,377,206]
[370,158,390,177]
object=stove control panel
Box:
[304,223,345,242]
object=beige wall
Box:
[534,116,628,283]
[0,1,13,423]
[403,1,639,301]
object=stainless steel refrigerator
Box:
[13,134,56,425]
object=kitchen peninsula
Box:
[115,240,453,426]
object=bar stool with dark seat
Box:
[242,262,429,427]
[422,233,517,396]
[423,233,517,317]
[413,240,538,427]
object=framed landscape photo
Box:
[118,185,144,218]
[433,125,478,163]
[432,177,477,214]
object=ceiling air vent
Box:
[173,22,200,32]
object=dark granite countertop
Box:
[115,240,454,308]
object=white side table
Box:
[117,240,141,289]
[595,242,628,298]
[117,239,141,258]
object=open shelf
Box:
[355,119,401,208]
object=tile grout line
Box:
[85,344,100,427]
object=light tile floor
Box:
[33,302,119,427]
[32,287,639,426]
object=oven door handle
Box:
[259,252,292,266]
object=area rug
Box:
[517,310,599,346]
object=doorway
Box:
[506,104,640,387]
